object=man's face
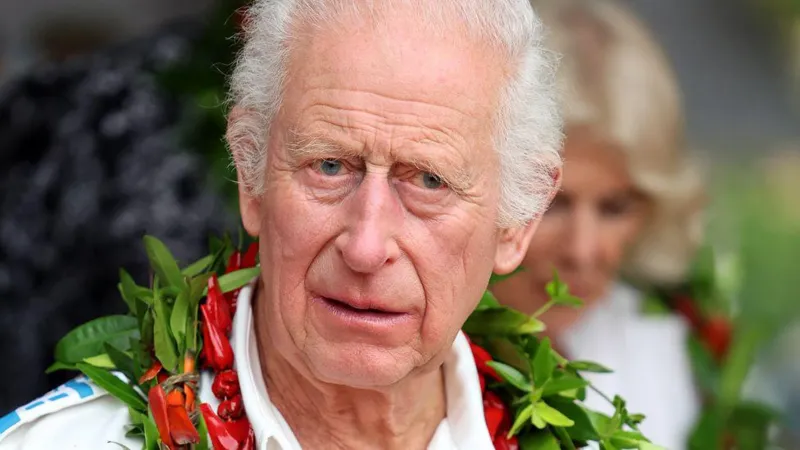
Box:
[238,15,537,387]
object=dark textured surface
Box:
[0,20,237,413]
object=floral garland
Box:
[50,233,663,449]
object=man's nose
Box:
[564,208,599,270]
[334,173,402,274]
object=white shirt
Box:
[0,283,494,449]
[563,283,700,450]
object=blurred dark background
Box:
[0,0,798,445]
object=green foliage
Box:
[155,0,250,209]
[469,270,662,448]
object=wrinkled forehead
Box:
[282,5,511,123]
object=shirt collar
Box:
[230,280,493,450]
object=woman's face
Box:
[492,128,651,337]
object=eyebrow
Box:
[285,129,362,163]
[285,128,474,194]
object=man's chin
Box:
[303,343,418,389]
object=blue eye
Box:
[317,159,342,176]
[421,172,444,189]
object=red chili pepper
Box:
[479,374,486,393]
[148,384,174,449]
[218,394,245,421]
[200,403,240,450]
[240,428,256,450]
[212,370,241,399]
[200,307,234,372]
[226,417,252,444]
[157,371,169,384]
[482,391,508,439]
[494,435,519,450]
[224,250,243,307]
[470,342,501,381]
[225,250,242,274]
[165,389,200,445]
[207,275,232,335]
[241,242,258,268]
[139,361,163,385]
[484,406,505,439]
[217,395,244,421]
[674,296,703,329]
[701,316,732,362]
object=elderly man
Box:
[0,0,562,448]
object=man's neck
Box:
[254,317,447,449]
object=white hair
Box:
[227,0,563,226]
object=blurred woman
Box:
[492,0,706,448]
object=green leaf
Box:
[54,315,139,364]
[182,254,214,277]
[509,403,534,436]
[143,235,185,288]
[610,430,649,448]
[476,290,501,310]
[586,410,616,438]
[104,343,137,382]
[83,353,115,369]
[533,337,555,387]
[486,361,532,392]
[554,295,584,308]
[728,402,780,450]
[153,280,179,372]
[186,273,212,353]
[547,397,601,441]
[545,270,567,298]
[117,275,135,314]
[45,361,77,374]
[567,360,613,373]
[119,269,151,310]
[488,266,524,285]
[143,410,159,450]
[535,401,575,427]
[159,285,183,299]
[541,376,590,397]
[189,273,212,305]
[553,426,578,450]
[196,411,210,450]
[170,290,190,356]
[138,302,155,348]
[215,267,259,294]
[638,443,667,450]
[76,363,146,412]
[530,405,547,429]
[519,430,560,450]
[463,308,545,337]
[685,334,720,395]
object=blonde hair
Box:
[532,0,706,285]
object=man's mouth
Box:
[317,296,408,322]
[320,297,404,316]
[310,294,417,342]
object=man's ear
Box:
[493,168,562,274]
[227,105,262,237]
[493,220,540,275]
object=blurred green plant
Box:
[683,161,800,449]
[156,0,249,209]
